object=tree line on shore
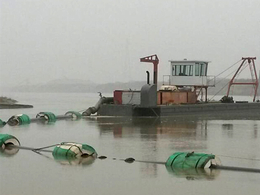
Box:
[5,78,259,96]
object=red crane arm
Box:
[140,54,159,85]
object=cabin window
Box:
[176,65,181,75]
[172,66,175,76]
[189,66,193,76]
[195,63,208,76]
[172,65,193,76]
[200,63,208,76]
[195,63,200,76]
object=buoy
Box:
[65,111,82,120]
[165,152,219,169]
[0,134,20,155]
[52,142,97,160]
[7,114,31,126]
[36,112,56,123]
[0,119,6,127]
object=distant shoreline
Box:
[0,104,33,109]
[2,78,257,96]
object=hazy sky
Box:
[1,0,260,88]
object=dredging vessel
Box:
[84,55,260,117]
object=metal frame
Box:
[227,57,258,102]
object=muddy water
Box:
[1,93,260,195]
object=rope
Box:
[126,90,135,104]
[209,81,230,101]
[208,59,242,83]
[235,61,249,81]
[150,108,159,117]
[214,69,238,86]
[216,59,242,78]
[33,150,54,160]
[217,154,260,162]
[209,61,251,101]
[33,144,58,151]
[6,145,53,153]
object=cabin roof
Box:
[169,60,210,63]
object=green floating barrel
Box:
[0,119,6,127]
[52,142,97,160]
[0,134,20,156]
[36,112,56,123]
[166,152,216,169]
[7,114,31,126]
[65,111,82,120]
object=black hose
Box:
[211,164,260,173]
[82,97,114,116]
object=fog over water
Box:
[1,2,260,194]
[1,0,260,90]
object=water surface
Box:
[1,93,260,195]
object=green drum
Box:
[36,112,56,123]
[166,152,216,169]
[7,114,31,126]
[52,142,97,160]
[0,134,20,156]
[65,111,82,120]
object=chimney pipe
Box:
[146,71,150,84]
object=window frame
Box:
[172,64,194,76]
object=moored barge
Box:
[90,55,260,117]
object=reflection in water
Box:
[53,155,96,166]
[222,124,234,138]
[0,147,19,157]
[140,163,158,178]
[33,151,97,166]
[84,116,260,178]
[86,117,210,177]
[92,117,208,140]
[166,166,220,180]
[254,124,258,138]
[222,124,234,130]
[91,117,209,151]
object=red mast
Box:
[140,54,159,85]
[227,57,258,102]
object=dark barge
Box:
[97,102,260,117]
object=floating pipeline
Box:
[2,138,260,173]
[7,114,31,126]
[5,111,82,126]
[0,134,20,156]
[0,134,97,165]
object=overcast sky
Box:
[1,0,260,88]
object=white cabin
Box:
[169,60,210,86]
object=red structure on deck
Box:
[140,54,159,85]
[227,57,258,102]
